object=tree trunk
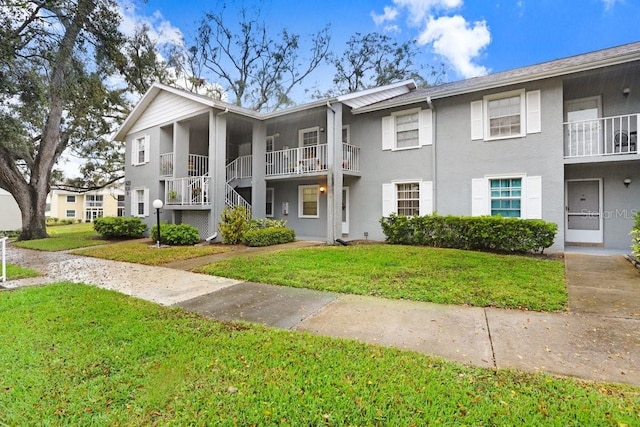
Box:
[15,185,48,240]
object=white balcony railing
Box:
[165,175,211,206]
[342,143,360,173]
[226,155,252,182]
[266,144,328,176]
[160,152,173,177]
[564,114,639,158]
[225,183,252,216]
[160,153,209,177]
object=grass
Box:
[13,223,108,251]
[73,240,232,266]
[4,263,40,280]
[196,245,567,311]
[0,284,637,425]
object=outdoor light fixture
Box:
[623,87,631,97]
[319,185,326,193]
[152,199,163,247]
[624,178,632,187]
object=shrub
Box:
[151,223,200,246]
[93,217,147,238]
[631,211,640,257]
[46,217,79,226]
[219,206,251,244]
[242,227,296,247]
[380,213,557,253]
[247,218,288,230]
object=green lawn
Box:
[13,223,108,251]
[0,284,636,426]
[196,245,567,311]
[4,263,40,280]
[73,240,232,265]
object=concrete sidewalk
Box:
[3,246,640,386]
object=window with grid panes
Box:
[490,178,522,217]
[136,189,145,216]
[396,183,420,216]
[395,111,419,149]
[299,185,318,217]
[488,95,522,138]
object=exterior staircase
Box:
[225,156,252,216]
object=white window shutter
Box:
[471,178,489,216]
[470,101,484,140]
[130,190,137,216]
[382,183,395,216]
[525,176,542,219]
[419,109,433,146]
[143,188,149,217]
[526,90,541,134]
[382,116,394,151]
[144,135,151,163]
[419,181,433,215]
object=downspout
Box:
[326,101,336,244]
[427,96,437,213]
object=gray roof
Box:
[352,41,640,114]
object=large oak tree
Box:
[0,1,170,240]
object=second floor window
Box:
[66,195,75,203]
[86,194,103,207]
[299,127,319,147]
[132,135,150,166]
[395,111,420,149]
[488,94,522,138]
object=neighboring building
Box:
[49,188,125,222]
[0,188,22,231]
[115,42,640,251]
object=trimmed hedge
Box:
[151,223,200,246]
[242,227,296,247]
[93,217,147,238]
[380,213,557,253]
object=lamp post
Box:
[152,199,163,248]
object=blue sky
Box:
[120,0,640,97]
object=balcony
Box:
[160,153,209,178]
[165,176,211,207]
[265,143,360,177]
[564,113,639,161]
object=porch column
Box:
[251,121,267,218]
[174,121,190,178]
[209,109,227,240]
[327,102,343,244]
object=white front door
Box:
[341,187,349,234]
[565,97,601,156]
[565,179,603,244]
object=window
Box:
[298,185,319,218]
[66,210,76,218]
[86,194,103,208]
[395,111,420,149]
[342,125,350,144]
[266,136,274,152]
[488,94,522,138]
[382,181,433,217]
[298,127,319,147]
[490,178,522,217]
[396,183,420,216]
[471,176,542,219]
[66,195,76,203]
[132,135,150,166]
[382,109,432,150]
[117,195,125,217]
[131,187,149,217]
[471,89,541,141]
[266,188,274,217]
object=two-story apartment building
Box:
[116,41,640,251]
[49,188,125,222]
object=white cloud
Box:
[601,0,620,10]
[118,0,184,46]
[392,0,463,24]
[371,6,399,25]
[417,15,491,78]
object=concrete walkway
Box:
[3,245,640,386]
